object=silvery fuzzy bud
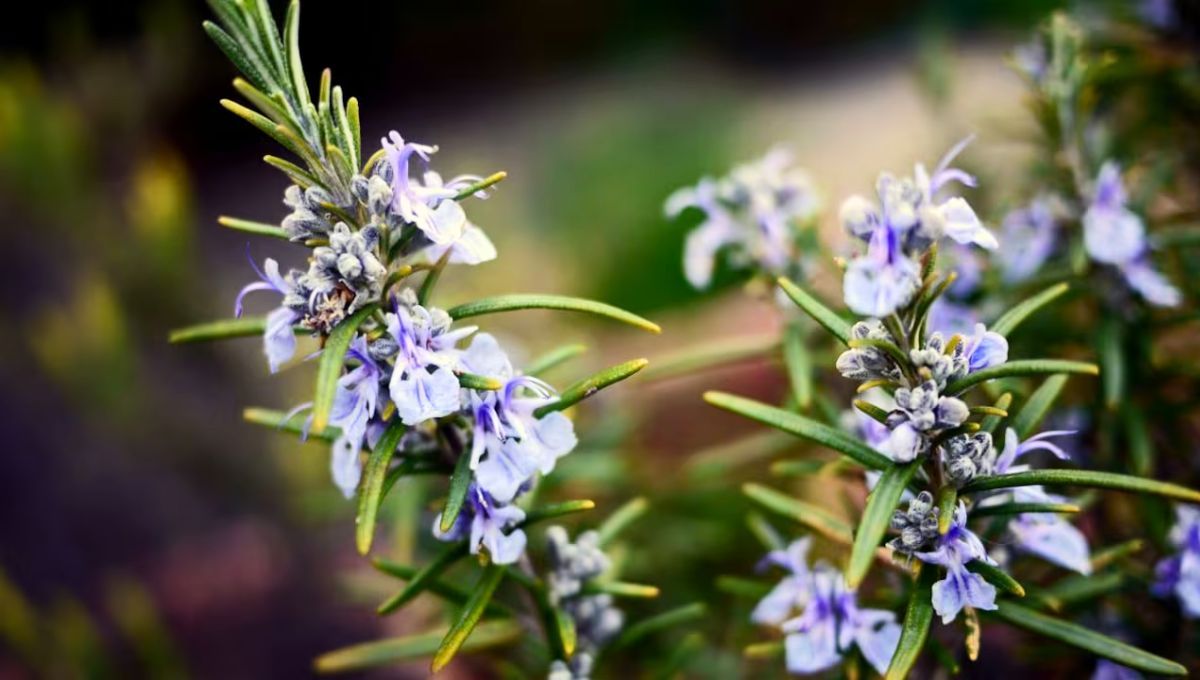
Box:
[891,509,911,530]
[336,252,363,280]
[367,175,394,216]
[841,194,880,239]
[304,185,336,211]
[890,491,940,555]
[368,337,398,361]
[837,349,873,380]
[910,490,934,515]
[935,396,970,428]
[901,525,925,548]
[896,381,940,430]
[947,455,977,486]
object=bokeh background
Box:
[0,1,1182,678]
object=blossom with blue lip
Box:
[987,428,1092,574]
[1120,259,1182,307]
[385,292,475,426]
[751,537,813,625]
[780,563,901,676]
[234,255,301,373]
[1154,504,1200,617]
[1083,162,1146,265]
[461,333,578,503]
[433,484,527,565]
[962,323,1008,373]
[913,137,998,250]
[915,503,998,623]
[327,337,384,498]
[843,223,922,318]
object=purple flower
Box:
[781,564,901,675]
[997,196,1059,283]
[843,224,922,317]
[1083,162,1146,265]
[914,137,998,250]
[962,322,1008,373]
[1120,259,1182,307]
[927,299,979,337]
[994,427,1073,475]
[327,337,384,497]
[385,295,474,426]
[434,485,528,565]
[1093,660,1144,680]
[916,503,997,623]
[234,256,300,373]
[668,179,741,289]
[1154,504,1200,618]
[751,538,813,625]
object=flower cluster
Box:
[665,148,819,289]
[234,134,576,565]
[751,538,901,675]
[545,526,624,680]
[838,137,997,318]
[1154,505,1200,618]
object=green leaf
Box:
[961,469,1200,503]
[356,419,408,555]
[1090,539,1144,571]
[991,282,1071,337]
[596,497,649,547]
[847,461,920,588]
[525,343,587,377]
[217,215,288,239]
[980,392,1013,435]
[310,304,378,435]
[935,486,957,535]
[580,581,660,598]
[378,542,469,615]
[885,564,938,680]
[743,483,853,544]
[519,499,596,528]
[746,512,785,551]
[440,452,474,534]
[219,98,308,159]
[533,358,648,417]
[314,620,520,674]
[783,326,813,409]
[242,406,338,442]
[282,0,312,114]
[431,564,507,672]
[1010,374,1068,438]
[610,603,706,651]
[202,21,272,93]
[777,277,851,345]
[370,559,510,617]
[453,171,508,200]
[853,399,889,424]
[1098,317,1124,411]
[1035,571,1124,611]
[987,601,1186,675]
[456,373,503,391]
[447,294,660,334]
[168,317,303,344]
[263,155,318,187]
[968,502,1080,519]
[715,576,772,599]
[552,607,577,658]
[642,335,779,383]
[703,392,892,470]
[967,561,1025,597]
[943,360,1099,395]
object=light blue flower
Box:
[1083,162,1146,265]
[434,484,528,565]
[234,255,301,373]
[327,337,384,498]
[997,196,1058,283]
[385,294,474,426]
[913,137,998,250]
[1120,259,1182,307]
[1093,660,1144,680]
[916,503,997,623]
[1154,504,1200,618]
[460,333,578,503]
[380,131,488,251]
[962,322,1008,373]
[843,224,922,317]
[751,538,813,626]
[780,564,901,676]
[927,299,979,337]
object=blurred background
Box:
[0,1,1181,678]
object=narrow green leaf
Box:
[1098,317,1124,411]
[716,576,772,599]
[847,461,920,588]
[991,282,1070,337]
[263,155,318,187]
[217,215,288,239]
[783,326,813,409]
[1010,374,1068,438]
[431,564,507,672]
[447,294,660,334]
[533,358,648,417]
[346,97,361,169]
[704,392,892,471]
[969,502,1080,519]
[1037,571,1125,610]
[988,601,1186,675]
[885,564,938,680]
[1153,223,1200,249]
[457,373,503,391]
[453,171,508,200]
[610,603,706,651]
[242,406,338,442]
[744,641,785,659]
[777,276,851,345]
[440,452,474,534]
[552,607,577,658]
[944,360,1099,395]
[967,561,1025,597]
[283,0,312,113]
[525,343,587,377]
[249,0,287,79]
[961,469,1200,503]
[310,304,378,435]
[314,620,520,674]
[596,497,649,548]
[220,98,307,159]
[980,392,1013,435]
[853,399,890,424]
[581,581,660,598]
[418,251,450,305]
[936,487,957,535]
[1123,407,1153,478]
[743,483,854,544]
[747,512,785,551]
[378,542,469,615]
[1090,539,1144,571]
[169,317,304,344]
[519,499,596,528]
[202,21,272,93]
[356,419,408,555]
[370,559,510,617]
